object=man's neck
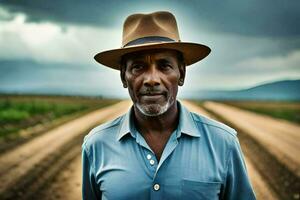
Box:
[133,101,179,136]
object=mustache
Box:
[139,87,167,95]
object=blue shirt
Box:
[82,101,256,200]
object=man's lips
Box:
[140,93,164,96]
[140,94,164,102]
[139,91,167,96]
[139,91,166,101]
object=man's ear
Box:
[178,62,186,86]
[120,64,127,88]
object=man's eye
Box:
[131,64,143,70]
[160,63,172,69]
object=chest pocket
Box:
[181,179,222,200]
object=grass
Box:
[0,95,120,138]
[220,101,300,124]
[0,100,86,122]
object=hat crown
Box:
[122,11,180,47]
[94,11,210,70]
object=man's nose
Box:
[143,65,161,87]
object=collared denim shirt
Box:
[82,101,256,200]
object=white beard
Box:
[135,96,175,117]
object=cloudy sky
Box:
[0,0,299,97]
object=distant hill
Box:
[1,75,299,100]
[184,80,300,100]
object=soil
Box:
[0,101,132,200]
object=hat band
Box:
[123,36,175,47]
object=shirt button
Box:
[153,184,160,191]
[147,154,152,160]
[149,159,155,165]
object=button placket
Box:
[145,151,156,167]
[142,149,157,178]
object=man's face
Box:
[121,49,185,116]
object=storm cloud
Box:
[1,0,300,37]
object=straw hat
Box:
[94,11,211,70]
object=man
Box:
[82,11,256,200]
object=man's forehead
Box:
[124,49,180,61]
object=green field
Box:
[221,101,300,124]
[0,95,120,138]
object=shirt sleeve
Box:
[222,137,256,200]
[82,144,102,200]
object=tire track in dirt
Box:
[38,153,83,200]
[0,100,132,199]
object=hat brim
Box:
[94,42,211,70]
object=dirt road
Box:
[203,101,300,177]
[2,99,296,199]
[37,154,82,200]
[0,100,132,199]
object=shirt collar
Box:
[118,106,136,141]
[177,100,201,138]
[117,100,201,141]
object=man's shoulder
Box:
[82,114,124,149]
[190,111,237,139]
